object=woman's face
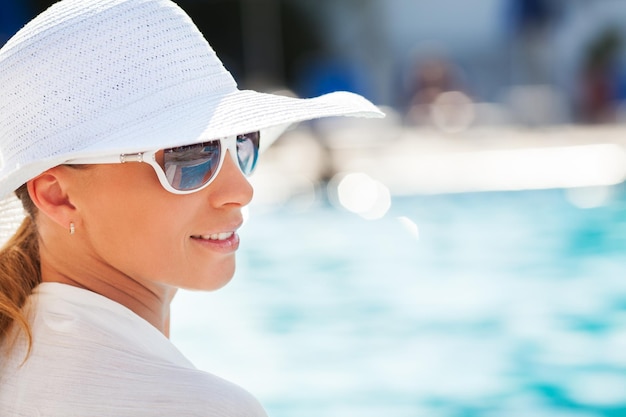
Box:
[66,150,253,292]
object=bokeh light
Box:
[329,172,391,220]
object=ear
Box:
[27,167,77,231]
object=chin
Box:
[205,273,235,291]
[185,262,237,291]
[177,274,234,292]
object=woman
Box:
[0,0,382,415]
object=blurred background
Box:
[4,0,626,416]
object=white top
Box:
[0,283,268,417]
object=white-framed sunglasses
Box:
[66,131,260,194]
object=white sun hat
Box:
[0,0,383,244]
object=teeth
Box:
[193,232,234,241]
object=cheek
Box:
[74,165,237,290]
[88,200,236,290]
[77,165,190,278]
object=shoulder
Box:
[0,287,268,417]
[1,332,268,417]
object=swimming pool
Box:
[172,186,626,417]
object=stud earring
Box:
[69,222,75,235]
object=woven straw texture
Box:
[0,0,383,245]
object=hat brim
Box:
[0,88,383,200]
[0,88,383,245]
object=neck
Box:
[38,241,177,336]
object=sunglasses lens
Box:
[163,141,221,191]
[160,132,260,192]
[236,131,260,175]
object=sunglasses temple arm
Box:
[65,152,147,165]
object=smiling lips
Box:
[191,232,234,241]
[190,231,240,252]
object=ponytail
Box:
[0,185,41,351]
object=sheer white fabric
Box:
[0,283,268,417]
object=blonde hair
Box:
[0,185,41,351]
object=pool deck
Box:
[251,123,626,203]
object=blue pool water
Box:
[171,187,626,417]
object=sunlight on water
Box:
[566,186,615,209]
[397,216,420,240]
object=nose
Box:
[205,150,254,207]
